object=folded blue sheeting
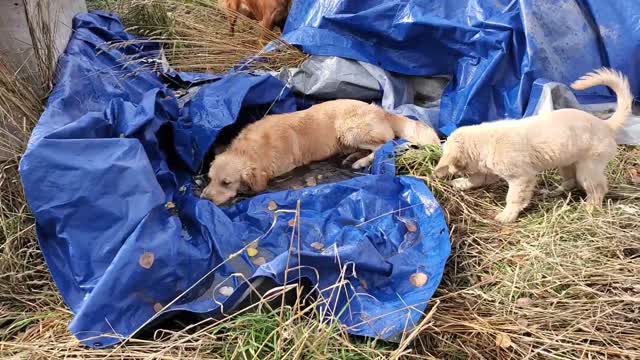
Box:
[284,0,640,135]
[19,13,450,347]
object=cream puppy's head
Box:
[201,152,267,205]
[434,130,470,178]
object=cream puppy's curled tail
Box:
[571,68,633,133]
[383,112,440,145]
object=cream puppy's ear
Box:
[434,161,450,178]
[434,139,465,177]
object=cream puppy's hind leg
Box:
[495,177,537,223]
[558,165,578,191]
[451,173,500,190]
[576,159,608,211]
[541,165,578,197]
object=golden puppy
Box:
[201,99,440,204]
[434,68,633,223]
[219,0,291,39]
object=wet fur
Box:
[202,99,440,204]
[434,68,633,223]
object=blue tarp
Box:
[284,0,640,135]
[19,13,450,347]
[19,0,640,349]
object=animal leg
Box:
[351,143,383,169]
[342,117,395,170]
[229,14,238,35]
[541,164,577,197]
[451,173,500,190]
[495,177,536,223]
[225,0,241,35]
[258,13,276,44]
[342,151,369,166]
[576,159,608,211]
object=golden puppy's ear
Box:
[242,166,268,193]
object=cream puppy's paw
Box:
[450,178,473,191]
[495,210,519,224]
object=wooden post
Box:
[0,0,87,72]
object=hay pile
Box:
[101,0,307,73]
[1,0,639,358]
[396,146,640,358]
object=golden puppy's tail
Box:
[571,68,633,133]
[384,112,440,145]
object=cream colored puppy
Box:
[434,68,633,223]
[201,99,440,204]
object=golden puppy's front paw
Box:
[341,152,367,167]
[352,157,373,169]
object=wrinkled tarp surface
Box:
[19,13,450,347]
[283,0,640,135]
[272,56,447,132]
[272,55,640,144]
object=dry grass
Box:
[0,1,70,358]
[103,0,307,74]
[0,0,60,314]
[0,0,57,162]
[396,145,640,358]
[2,0,640,358]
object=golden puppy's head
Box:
[434,132,468,178]
[201,152,268,205]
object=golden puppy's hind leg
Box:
[384,112,440,145]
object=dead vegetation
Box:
[102,0,307,73]
[1,0,639,358]
[396,145,640,358]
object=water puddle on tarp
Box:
[193,155,364,205]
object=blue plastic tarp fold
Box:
[19,13,450,348]
[283,0,640,135]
